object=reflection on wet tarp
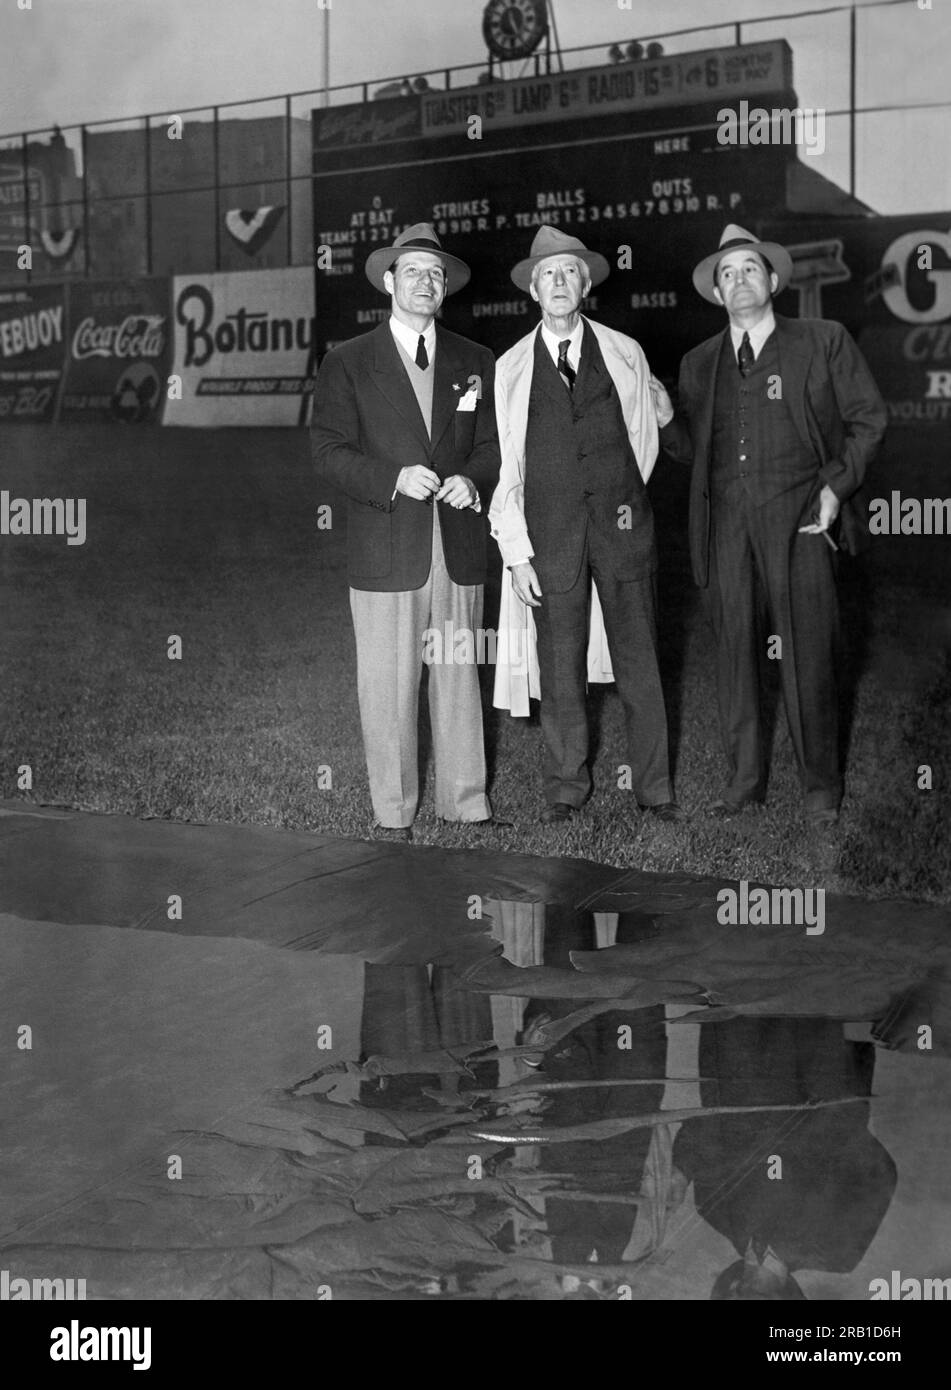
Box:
[674,1018,895,1300]
[2,809,949,1300]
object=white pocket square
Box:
[456,390,478,412]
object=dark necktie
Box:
[557,339,576,391]
[415,335,429,370]
[737,331,754,377]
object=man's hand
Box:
[648,374,674,428]
[511,561,543,608]
[798,484,841,534]
[396,465,441,501]
[435,474,477,509]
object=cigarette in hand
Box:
[813,514,838,551]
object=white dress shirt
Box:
[540,319,584,374]
[729,308,776,362]
[389,314,436,364]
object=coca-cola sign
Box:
[71,314,166,360]
[59,280,172,424]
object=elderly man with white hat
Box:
[312,223,503,841]
[489,225,682,826]
[650,224,886,827]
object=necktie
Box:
[557,339,576,391]
[415,335,429,370]
[737,331,754,376]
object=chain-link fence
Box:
[0,0,945,284]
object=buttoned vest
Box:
[523,324,654,592]
[711,332,816,505]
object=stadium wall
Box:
[0,266,316,426]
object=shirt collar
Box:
[540,317,584,367]
[730,308,775,359]
[389,315,436,361]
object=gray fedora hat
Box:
[511,225,610,293]
[692,223,793,303]
[365,221,471,295]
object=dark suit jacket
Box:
[659,315,887,588]
[311,322,501,591]
[674,1019,896,1275]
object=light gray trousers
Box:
[349,508,490,827]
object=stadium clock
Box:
[482,0,548,61]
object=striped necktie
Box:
[557,339,576,391]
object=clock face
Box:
[482,0,548,60]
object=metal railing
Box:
[0,0,945,283]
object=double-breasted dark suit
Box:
[660,314,886,812]
[312,321,501,827]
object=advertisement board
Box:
[420,42,793,138]
[59,278,171,422]
[311,42,793,149]
[0,282,66,423]
[166,267,316,426]
[762,214,951,428]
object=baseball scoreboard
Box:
[312,40,798,373]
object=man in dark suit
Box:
[651,225,886,825]
[490,226,682,826]
[673,1017,895,1299]
[312,224,501,840]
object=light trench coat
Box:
[488,317,660,715]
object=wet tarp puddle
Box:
[1,808,948,1299]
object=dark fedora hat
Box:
[365,222,471,295]
[511,225,610,293]
[692,223,793,304]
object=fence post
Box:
[849,1,856,199]
[144,116,152,276]
[21,132,31,282]
[80,125,89,276]
[213,105,221,271]
[285,95,293,266]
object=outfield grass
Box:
[1,424,948,901]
